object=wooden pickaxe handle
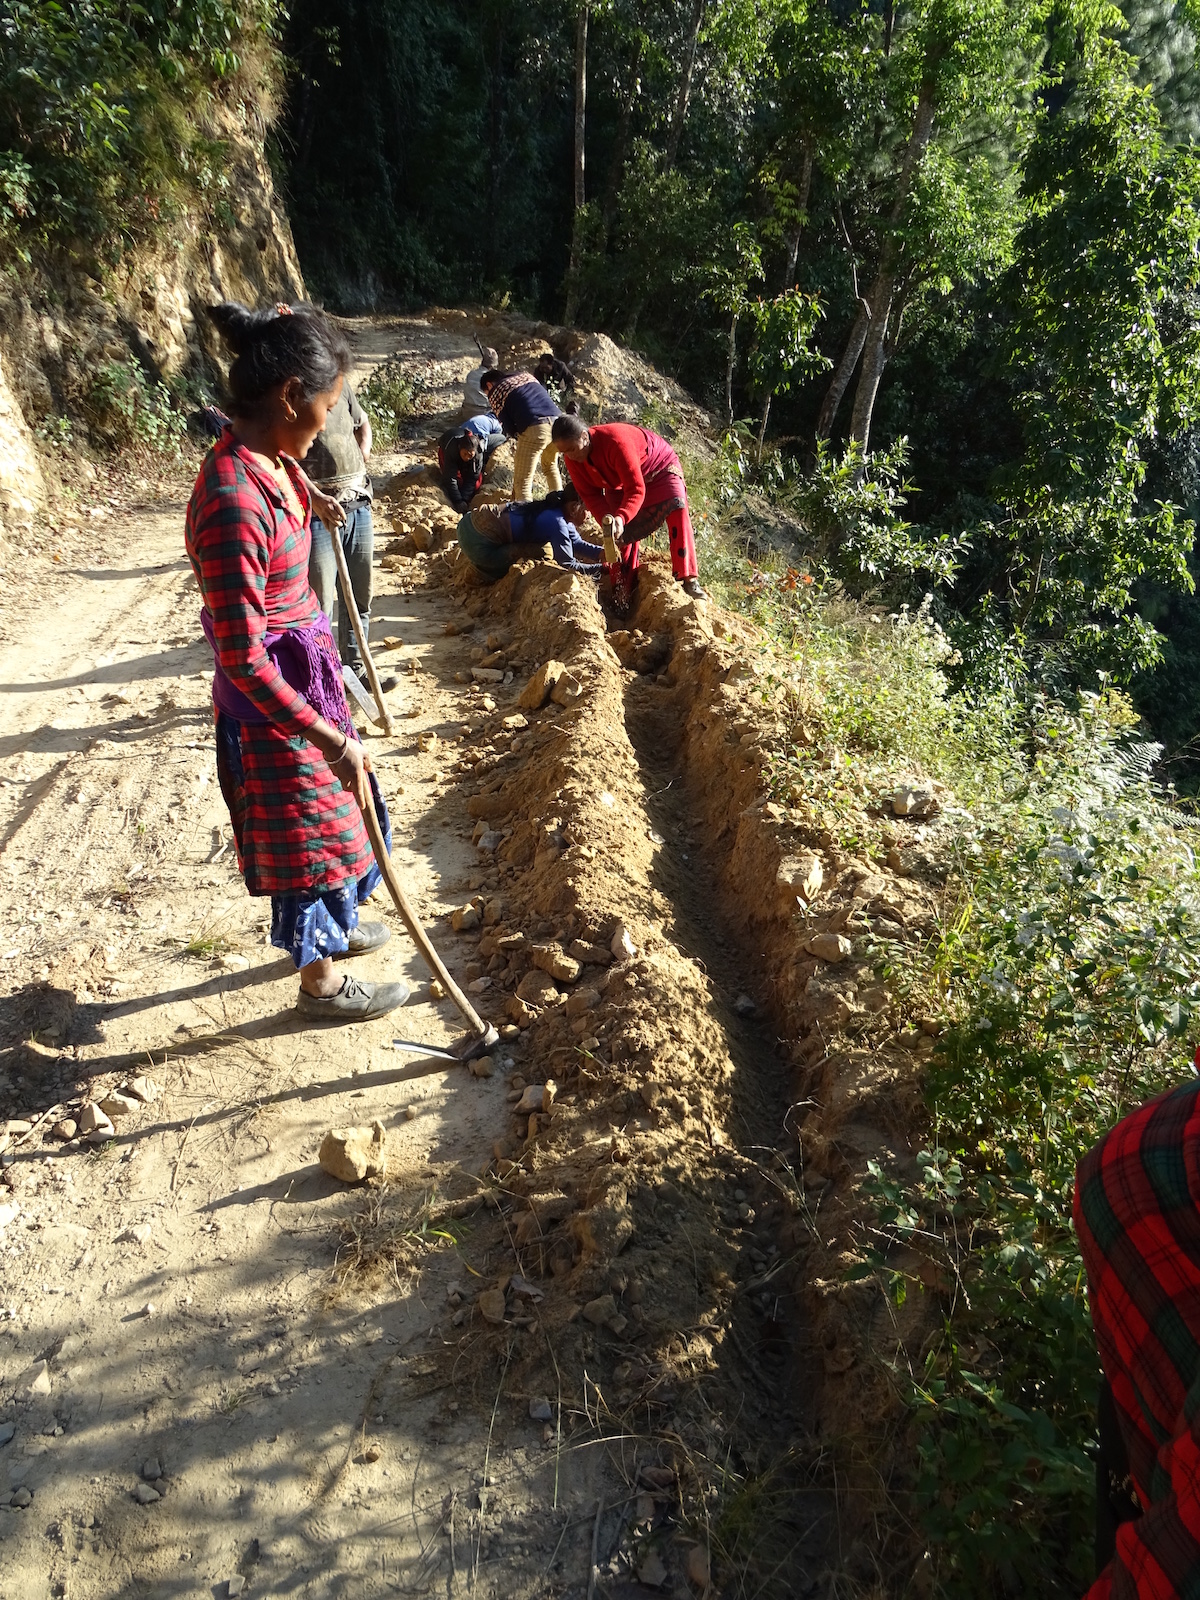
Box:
[359,791,494,1047]
[330,513,395,734]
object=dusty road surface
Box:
[0,315,838,1599]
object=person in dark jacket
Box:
[440,414,504,512]
[533,353,576,401]
[480,368,562,500]
[456,487,601,581]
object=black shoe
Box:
[334,920,391,959]
[350,664,399,693]
[681,577,708,601]
[296,974,410,1022]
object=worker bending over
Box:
[481,368,562,500]
[456,488,601,582]
[551,416,707,609]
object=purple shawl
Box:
[200,609,349,729]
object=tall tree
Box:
[812,0,1041,456]
[564,2,589,322]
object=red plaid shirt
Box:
[184,431,372,897]
[1075,1078,1200,1597]
[185,431,322,738]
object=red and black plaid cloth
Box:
[1075,1077,1200,1597]
[185,431,373,897]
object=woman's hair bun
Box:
[206,301,277,356]
[204,299,352,418]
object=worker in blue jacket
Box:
[456,488,601,581]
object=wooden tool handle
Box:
[331,516,395,734]
[359,792,491,1041]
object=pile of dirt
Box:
[369,361,953,1585]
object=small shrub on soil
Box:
[81,360,188,456]
[358,357,426,449]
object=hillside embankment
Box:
[0,309,945,1598]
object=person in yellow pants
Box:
[480,368,563,500]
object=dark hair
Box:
[550,414,588,444]
[538,488,585,516]
[206,301,352,418]
[480,368,509,389]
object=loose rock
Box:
[450,903,480,933]
[125,1076,159,1104]
[99,1091,140,1120]
[610,923,637,961]
[582,1293,618,1327]
[117,1223,152,1245]
[805,932,852,963]
[142,1457,162,1481]
[77,1103,114,1138]
[0,1423,14,1446]
[685,1544,712,1588]
[638,1550,668,1587]
[531,945,581,984]
[227,1579,245,1598]
[20,1361,51,1398]
[50,1120,77,1142]
[515,969,560,1007]
[518,659,566,711]
[469,1055,494,1079]
[10,1486,31,1509]
[515,1083,556,1115]
[132,1482,160,1505]
[478,1288,507,1324]
[528,1396,553,1422]
[777,852,824,905]
[318,1121,388,1183]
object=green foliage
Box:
[80,359,188,455]
[0,0,280,251]
[843,690,1200,1595]
[356,357,424,450]
[970,46,1200,681]
[787,439,965,594]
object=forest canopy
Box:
[276,0,1200,778]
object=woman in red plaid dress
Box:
[185,301,408,1022]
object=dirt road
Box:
[0,315,839,1599]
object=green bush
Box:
[357,357,424,450]
[855,694,1200,1596]
[81,360,187,455]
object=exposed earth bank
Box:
[0,313,943,1599]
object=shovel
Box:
[329,510,395,734]
[358,791,498,1063]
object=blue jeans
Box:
[308,500,373,670]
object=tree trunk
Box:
[725,311,738,427]
[814,90,935,448]
[780,144,814,290]
[601,38,642,244]
[664,0,705,171]
[814,306,870,441]
[756,395,771,461]
[563,5,589,325]
[848,276,894,455]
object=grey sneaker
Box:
[335,920,391,959]
[681,577,708,601]
[296,975,410,1022]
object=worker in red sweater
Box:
[550,415,707,610]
